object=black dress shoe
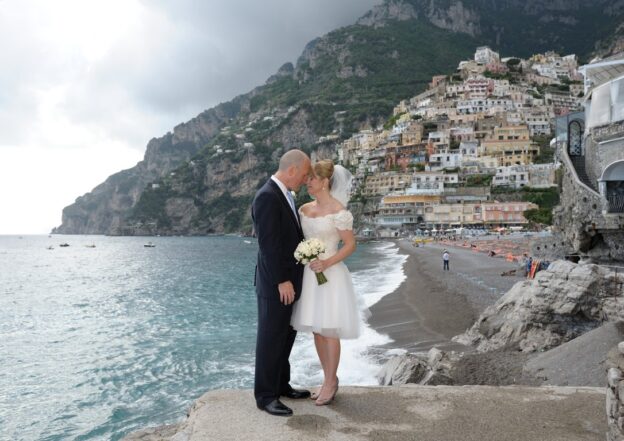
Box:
[282,387,311,399]
[259,399,293,416]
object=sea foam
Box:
[290,241,407,387]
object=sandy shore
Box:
[367,238,620,387]
[368,238,525,354]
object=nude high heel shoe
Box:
[310,387,321,400]
[315,378,338,406]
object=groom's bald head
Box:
[278,149,309,171]
[275,149,311,191]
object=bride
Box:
[291,159,369,406]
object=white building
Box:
[493,164,558,189]
[475,46,500,65]
[429,152,463,170]
[406,172,459,195]
[460,141,479,158]
[457,98,516,114]
[493,166,530,188]
[524,114,552,136]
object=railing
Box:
[608,194,624,213]
[558,140,601,197]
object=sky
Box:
[0,0,379,234]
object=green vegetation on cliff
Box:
[129,18,479,232]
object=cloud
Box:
[0,0,378,233]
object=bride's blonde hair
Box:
[313,160,334,189]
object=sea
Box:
[0,235,407,441]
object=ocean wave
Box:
[290,241,407,387]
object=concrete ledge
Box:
[124,385,607,441]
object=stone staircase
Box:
[570,156,598,193]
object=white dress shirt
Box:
[271,175,298,221]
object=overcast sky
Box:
[0,0,379,234]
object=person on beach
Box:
[251,149,312,417]
[525,256,533,278]
[291,159,369,406]
[442,249,450,271]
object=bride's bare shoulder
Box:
[299,201,315,215]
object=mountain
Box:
[362,0,623,60]
[54,0,624,235]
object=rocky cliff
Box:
[360,0,623,57]
[53,103,242,234]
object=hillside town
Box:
[333,46,583,238]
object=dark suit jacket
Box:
[252,178,304,300]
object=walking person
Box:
[442,249,450,271]
[251,149,312,417]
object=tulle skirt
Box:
[291,261,369,339]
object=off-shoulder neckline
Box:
[299,208,348,220]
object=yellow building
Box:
[363,172,413,196]
[481,125,539,166]
[424,202,483,226]
[376,194,442,227]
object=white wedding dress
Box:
[291,209,369,339]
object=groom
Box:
[251,149,312,416]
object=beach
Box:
[369,238,525,354]
[367,237,624,387]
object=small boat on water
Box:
[144,242,156,248]
[46,246,54,250]
[59,243,70,247]
[85,244,96,248]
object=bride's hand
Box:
[310,258,326,273]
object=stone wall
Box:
[552,163,607,257]
[553,146,624,261]
[606,341,624,440]
[586,123,624,186]
[530,232,575,260]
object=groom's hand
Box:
[278,281,295,305]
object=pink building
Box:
[482,201,538,226]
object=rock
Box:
[376,353,427,385]
[428,347,444,366]
[122,424,181,441]
[609,368,624,388]
[608,387,619,423]
[377,349,459,386]
[454,260,624,353]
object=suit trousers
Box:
[254,295,297,407]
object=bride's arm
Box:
[309,229,356,272]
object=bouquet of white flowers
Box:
[294,238,328,285]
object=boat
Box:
[144,242,156,248]
[59,243,70,247]
[85,244,96,248]
[46,246,54,250]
